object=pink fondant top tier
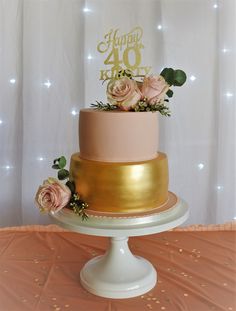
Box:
[79,109,159,162]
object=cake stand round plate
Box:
[50,192,189,299]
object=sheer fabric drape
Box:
[0,0,235,226]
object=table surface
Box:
[0,224,235,311]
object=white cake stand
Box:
[50,192,189,299]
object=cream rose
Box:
[35,177,71,213]
[106,77,142,111]
[141,75,169,104]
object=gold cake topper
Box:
[97,26,152,80]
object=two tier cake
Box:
[70,109,168,213]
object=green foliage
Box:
[166,89,173,98]
[133,100,171,116]
[59,156,66,169]
[58,169,69,180]
[160,67,187,87]
[51,156,89,220]
[173,69,187,86]
[66,180,75,193]
[91,101,117,111]
[69,193,89,220]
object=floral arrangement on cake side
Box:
[91,68,187,115]
[35,156,88,220]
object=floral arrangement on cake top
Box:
[35,156,88,220]
[91,68,187,115]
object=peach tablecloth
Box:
[0,224,235,311]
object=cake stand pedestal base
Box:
[80,236,156,299]
[50,192,189,299]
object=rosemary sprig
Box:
[91,101,117,111]
[69,193,89,221]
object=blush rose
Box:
[141,75,169,104]
[107,76,142,111]
[35,177,71,213]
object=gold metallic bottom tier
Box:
[70,153,169,213]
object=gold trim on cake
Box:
[70,153,169,213]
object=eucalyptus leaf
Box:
[173,70,187,86]
[59,156,66,169]
[58,169,69,180]
[160,68,175,86]
[166,89,173,98]
[53,158,60,164]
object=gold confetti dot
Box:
[34,278,39,282]
[179,249,183,253]
[184,293,188,297]
[161,307,166,310]
[55,308,60,311]
[22,299,27,302]
[147,297,152,300]
[3,270,8,273]
[174,239,179,242]
[165,242,169,245]
[53,304,58,307]
[65,305,70,308]
[228,308,233,310]
[52,298,57,301]
[152,297,157,300]
[155,300,160,304]
[148,293,153,296]
[161,289,166,293]
[200,284,207,287]
[223,283,228,286]
[34,294,39,298]
[141,295,145,299]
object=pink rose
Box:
[107,77,142,111]
[35,177,71,213]
[141,75,169,104]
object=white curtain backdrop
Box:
[0,0,235,227]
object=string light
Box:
[190,75,196,81]
[43,80,52,88]
[213,4,218,9]
[83,7,91,13]
[157,25,162,30]
[0,120,3,124]
[222,48,230,53]
[71,109,78,116]
[217,185,223,190]
[87,54,93,60]
[37,157,44,161]
[9,79,16,84]
[198,163,204,170]
[226,92,233,98]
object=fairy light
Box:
[83,7,91,13]
[43,80,52,88]
[9,78,16,84]
[226,92,233,98]
[213,4,218,9]
[198,163,204,170]
[87,54,93,60]
[157,25,162,30]
[71,109,78,116]
[190,75,196,81]
[37,157,44,161]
